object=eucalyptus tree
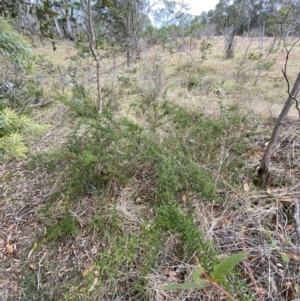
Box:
[97,0,151,67]
[147,0,196,52]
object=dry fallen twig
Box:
[241,226,264,301]
[294,200,300,239]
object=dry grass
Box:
[1,36,300,301]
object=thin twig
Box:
[241,226,265,301]
[281,22,300,117]
[202,271,239,301]
[294,200,300,239]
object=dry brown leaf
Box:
[243,183,250,191]
[256,287,267,294]
[169,275,180,282]
[181,194,186,203]
[148,208,154,220]
[27,243,37,259]
[168,270,177,277]
[91,245,98,255]
[7,224,16,232]
[82,264,95,277]
[88,277,98,292]
[218,217,231,228]
[6,243,13,254]
[0,279,9,289]
[194,255,200,265]
[277,233,286,242]
[120,282,126,292]
[29,222,38,227]
[287,223,295,231]
[40,236,47,243]
[29,263,37,270]
[135,197,142,204]
[162,268,177,277]
[281,252,300,262]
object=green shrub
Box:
[0,108,48,161]
[0,16,33,70]
[248,52,262,60]
[27,86,256,300]
[200,39,213,60]
[256,58,276,70]
[46,211,78,240]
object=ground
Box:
[1,36,300,301]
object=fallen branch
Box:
[29,100,53,107]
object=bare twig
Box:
[235,30,256,83]
[254,36,279,83]
[281,20,300,117]
[294,200,300,239]
[201,270,239,301]
[241,226,264,301]
[281,23,300,116]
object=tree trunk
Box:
[65,8,74,40]
[260,20,265,56]
[87,0,102,114]
[257,70,300,184]
[225,29,237,59]
[126,0,131,68]
[54,17,63,38]
[27,7,36,35]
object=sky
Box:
[184,0,219,14]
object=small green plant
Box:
[256,58,276,70]
[200,39,213,60]
[117,75,131,87]
[248,52,262,60]
[46,211,78,240]
[162,252,249,301]
[155,204,214,257]
[20,269,63,301]
[0,107,48,161]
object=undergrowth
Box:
[24,79,258,300]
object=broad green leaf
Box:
[192,268,204,284]
[210,252,249,283]
[162,280,209,291]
